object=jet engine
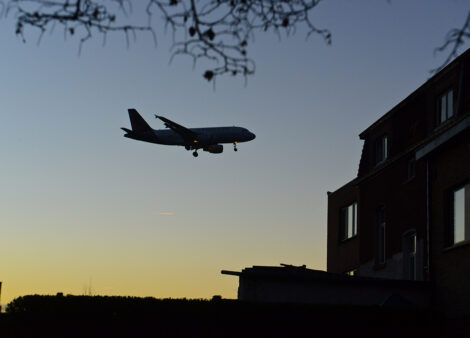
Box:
[203,144,223,154]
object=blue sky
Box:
[1,0,469,304]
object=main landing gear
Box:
[233,142,238,152]
[186,144,198,157]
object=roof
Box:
[351,111,470,186]
[358,48,470,140]
[327,177,359,197]
[221,264,429,288]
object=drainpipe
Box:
[456,61,465,117]
[426,158,436,309]
[426,159,431,282]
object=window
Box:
[407,158,416,180]
[438,89,454,125]
[375,135,388,165]
[340,202,357,240]
[451,183,470,245]
[377,207,386,264]
[403,231,417,280]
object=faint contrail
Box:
[158,212,174,216]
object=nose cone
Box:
[250,132,256,140]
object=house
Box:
[327,48,470,316]
[221,49,470,318]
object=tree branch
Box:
[4,0,331,82]
[432,10,470,73]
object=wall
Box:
[428,129,470,316]
[357,156,427,280]
[237,276,430,308]
[360,240,424,280]
[327,183,360,273]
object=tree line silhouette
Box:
[1,294,443,337]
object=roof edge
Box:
[359,48,470,140]
[327,177,359,197]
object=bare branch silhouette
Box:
[6,1,466,81]
[432,10,470,73]
[6,0,157,54]
[147,0,331,81]
[4,0,331,81]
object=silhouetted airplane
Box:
[121,109,256,157]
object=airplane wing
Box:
[155,115,199,142]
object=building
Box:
[327,48,470,316]
[222,264,429,307]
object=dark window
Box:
[377,207,386,264]
[340,202,357,240]
[375,135,388,165]
[438,89,454,125]
[451,183,470,245]
[407,158,416,180]
[403,231,417,280]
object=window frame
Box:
[375,135,388,165]
[377,206,386,265]
[402,230,417,280]
[449,182,470,247]
[437,88,454,126]
[339,202,358,241]
[407,157,416,180]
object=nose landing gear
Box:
[233,142,238,152]
[192,151,198,157]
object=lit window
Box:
[345,269,358,276]
[438,89,454,125]
[403,231,417,280]
[452,184,469,245]
[377,207,386,264]
[375,135,388,165]
[340,202,357,240]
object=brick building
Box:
[327,49,470,316]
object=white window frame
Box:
[375,135,388,165]
[438,89,454,125]
[452,183,470,245]
[340,202,357,241]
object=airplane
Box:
[121,109,256,157]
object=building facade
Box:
[327,49,470,316]
[222,265,430,307]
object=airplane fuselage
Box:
[125,126,254,147]
[121,109,255,156]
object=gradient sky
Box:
[1,0,469,305]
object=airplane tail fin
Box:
[128,109,152,132]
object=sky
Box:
[1,0,469,305]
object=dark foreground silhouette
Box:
[0,294,446,337]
